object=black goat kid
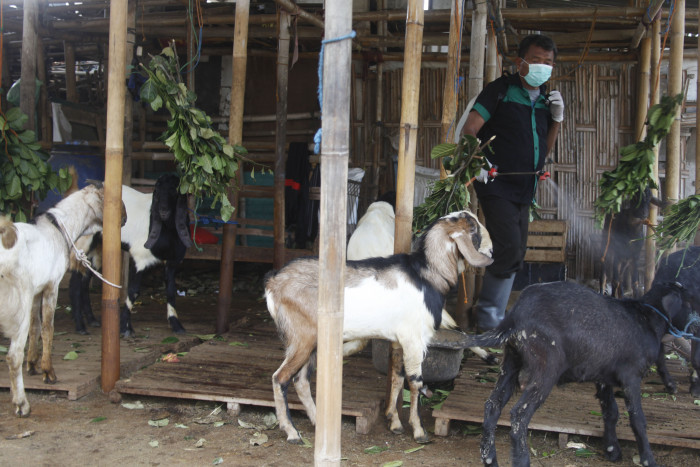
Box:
[70,174,193,337]
[467,281,689,467]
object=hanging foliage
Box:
[653,194,700,256]
[0,106,72,222]
[139,46,254,222]
[593,94,683,228]
[412,134,490,234]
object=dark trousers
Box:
[478,196,530,277]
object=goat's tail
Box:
[465,328,513,349]
[0,216,18,250]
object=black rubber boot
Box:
[475,271,516,333]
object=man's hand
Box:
[548,90,564,123]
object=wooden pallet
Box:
[433,357,700,450]
[115,328,385,434]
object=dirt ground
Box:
[0,261,699,467]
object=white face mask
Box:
[521,59,553,87]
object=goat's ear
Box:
[175,194,193,248]
[450,214,493,268]
[144,196,162,250]
[661,290,684,318]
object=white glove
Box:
[475,158,493,183]
[548,90,564,122]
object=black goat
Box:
[70,174,193,337]
[467,280,689,467]
[653,246,700,396]
[599,187,664,298]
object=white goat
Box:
[346,200,494,362]
[265,209,493,444]
[0,185,114,416]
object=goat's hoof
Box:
[414,434,431,444]
[27,364,39,376]
[664,383,677,395]
[603,444,622,462]
[77,329,89,336]
[389,426,404,435]
[690,381,700,398]
[121,329,135,339]
[287,437,304,445]
[89,320,101,328]
[484,354,499,365]
[15,404,30,418]
[43,370,57,384]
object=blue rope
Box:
[314,30,357,154]
[644,304,700,342]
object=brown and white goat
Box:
[265,209,493,444]
[0,185,123,416]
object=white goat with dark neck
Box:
[0,185,117,417]
[265,210,493,444]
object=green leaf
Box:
[63,351,79,360]
[90,416,107,423]
[199,154,213,174]
[574,448,595,458]
[4,106,23,123]
[148,418,170,427]
[430,143,457,160]
[382,462,403,467]
[161,336,179,344]
[140,80,158,103]
[228,341,248,347]
[404,446,425,453]
[364,445,389,454]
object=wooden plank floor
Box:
[116,326,386,434]
[433,356,700,450]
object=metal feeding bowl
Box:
[371,329,471,383]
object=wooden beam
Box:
[216,0,249,336]
[20,0,38,131]
[101,0,128,394]
[273,0,325,29]
[274,9,291,269]
[665,0,685,205]
[314,0,353,463]
[630,0,665,49]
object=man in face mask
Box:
[461,34,564,333]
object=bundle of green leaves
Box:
[0,107,72,221]
[653,194,700,256]
[139,46,253,222]
[594,94,683,228]
[412,134,489,234]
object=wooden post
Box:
[64,42,78,102]
[217,0,249,335]
[101,0,128,394]
[186,6,196,92]
[274,9,291,269]
[36,39,50,144]
[20,0,38,131]
[439,0,465,325]
[389,0,423,416]
[370,0,386,202]
[664,0,684,205]
[697,4,700,246]
[630,0,665,49]
[394,0,423,255]
[635,37,651,141]
[440,0,464,146]
[646,17,662,290]
[314,2,351,464]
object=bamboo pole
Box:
[630,0,665,49]
[645,17,662,291]
[186,9,196,92]
[101,0,128,394]
[274,9,291,269]
[440,0,464,147]
[273,0,325,29]
[634,38,651,141]
[20,0,38,131]
[468,1,487,102]
[394,0,423,255]
[370,0,386,203]
[216,0,249,336]
[664,0,684,205]
[36,39,50,144]
[314,1,352,464]
[64,42,78,102]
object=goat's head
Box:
[424,209,494,271]
[144,174,193,249]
